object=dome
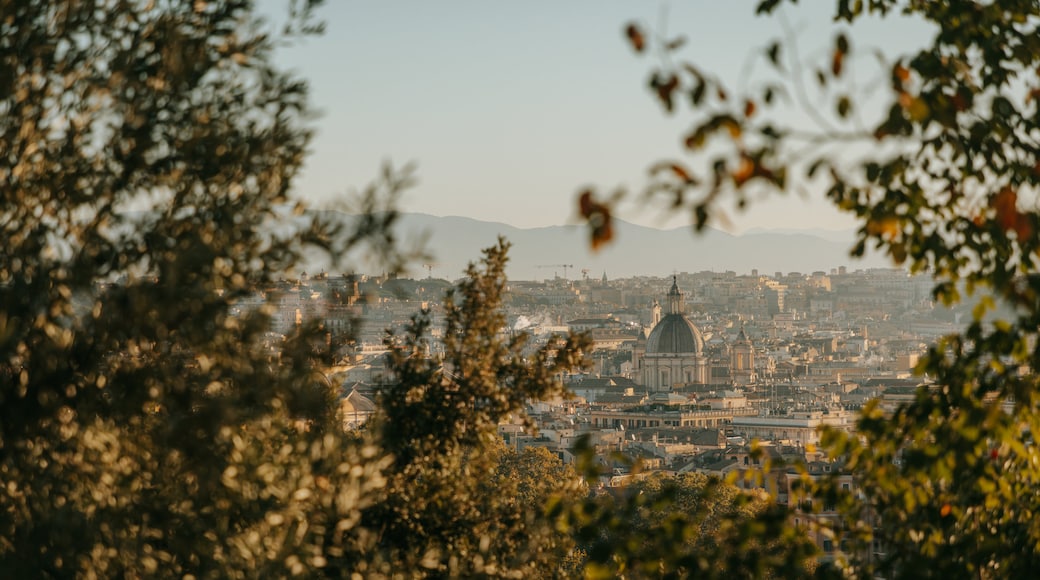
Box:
[645,313,705,355]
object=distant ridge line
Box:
[303,210,892,280]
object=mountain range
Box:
[302,211,894,282]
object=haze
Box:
[264,1,933,234]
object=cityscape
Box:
[6,1,1038,577]
[244,253,970,562]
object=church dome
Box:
[646,313,704,354]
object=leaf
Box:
[756,0,782,14]
[665,36,687,51]
[733,155,754,186]
[624,23,645,53]
[650,73,680,113]
[651,161,697,184]
[816,68,827,87]
[806,158,826,178]
[866,217,900,240]
[831,48,844,77]
[991,187,1033,240]
[893,63,910,88]
[723,117,741,139]
[837,95,852,118]
[836,33,849,54]
[766,41,782,68]
[684,127,707,150]
[690,77,707,106]
[577,190,615,251]
[744,99,756,118]
[899,92,930,122]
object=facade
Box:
[730,324,757,385]
[588,406,757,429]
[729,408,855,446]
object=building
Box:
[637,277,710,391]
[730,408,855,446]
[730,324,757,385]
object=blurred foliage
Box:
[560,469,820,579]
[588,0,1040,577]
[1,0,403,576]
[0,2,599,576]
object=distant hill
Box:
[303,211,893,281]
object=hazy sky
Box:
[262,1,932,233]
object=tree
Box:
[1,3,600,576]
[566,471,818,579]
[351,239,591,577]
[493,444,582,513]
[582,1,1040,577]
[0,1,408,576]
[557,459,815,580]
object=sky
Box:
[261,1,932,233]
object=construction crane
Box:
[536,264,574,279]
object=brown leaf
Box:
[893,64,910,89]
[992,187,1032,240]
[577,191,614,251]
[578,190,595,218]
[733,155,754,186]
[591,216,614,251]
[831,49,844,77]
[744,99,756,118]
[669,163,692,182]
[951,91,968,111]
[652,74,679,112]
[625,23,645,53]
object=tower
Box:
[730,323,757,385]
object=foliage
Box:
[493,444,583,512]
[0,0,408,576]
[354,238,591,577]
[0,5,595,576]
[590,0,1040,577]
[560,466,820,580]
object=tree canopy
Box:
[579,0,1040,577]
[0,0,407,575]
